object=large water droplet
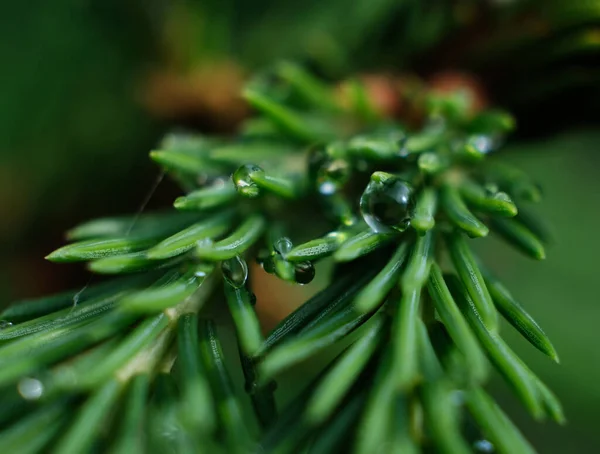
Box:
[18,377,44,400]
[232,164,264,198]
[294,261,315,285]
[360,172,415,233]
[222,256,248,288]
[0,320,13,330]
[473,439,494,453]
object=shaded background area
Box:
[0,1,598,452]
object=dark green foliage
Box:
[0,64,563,453]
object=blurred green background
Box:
[0,1,598,452]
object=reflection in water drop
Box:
[360,172,415,233]
[18,377,44,400]
[0,320,13,330]
[222,256,249,288]
[232,164,264,198]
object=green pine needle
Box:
[0,62,565,453]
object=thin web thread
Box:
[70,170,166,309]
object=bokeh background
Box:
[0,1,598,452]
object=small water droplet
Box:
[194,263,213,278]
[249,292,257,306]
[307,145,327,179]
[317,159,351,196]
[484,182,499,196]
[273,237,293,256]
[233,164,264,198]
[294,261,315,285]
[256,249,270,263]
[354,158,369,172]
[257,249,276,274]
[360,172,415,233]
[222,256,248,288]
[450,389,464,405]
[418,152,443,174]
[319,181,337,195]
[211,177,227,189]
[307,145,351,196]
[262,257,275,274]
[492,191,512,204]
[473,439,494,453]
[196,237,214,249]
[466,135,497,155]
[325,229,353,245]
[18,377,44,400]
[0,320,13,330]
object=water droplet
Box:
[492,191,512,204]
[307,145,327,179]
[263,259,275,274]
[307,145,351,196]
[484,182,499,196]
[473,439,494,453]
[294,261,315,285]
[0,320,13,330]
[325,229,354,245]
[18,377,44,400]
[196,237,214,249]
[194,263,213,278]
[360,172,415,233]
[317,159,350,196]
[222,256,248,288]
[354,128,407,159]
[256,248,270,263]
[233,164,264,198]
[273,237,293,256]
[211,177,227,189]
[466,135,497,155]
[249,292,257,306]
[418,152,443,174]
[450,389,464,405]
